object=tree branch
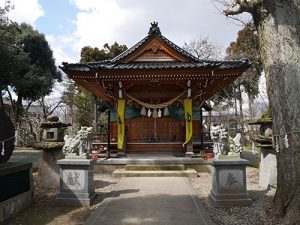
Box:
[49,100,63,116]
[211,0,252,27]
[5,86,15,115]
[25,101,33,113]
[211,0,258,16]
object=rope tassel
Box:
[0,136,15,157]
[1,141,4,156]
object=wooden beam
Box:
[74,79,114,103]
[127,91,183,100]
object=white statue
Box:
[63,126,93,157]
[229,133,243,154]
[210,124,228,158]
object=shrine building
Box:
[61,22,250,156]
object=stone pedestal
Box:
[35,144,65,191]
[56,159,95,206]
[185,141,194,157]
[209,158,251,207]
[259,149,277,189]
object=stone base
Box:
[209,190,252,207]
[36,148,64,191]
[218,154,240,159]
[65,154,91,159]
[56,159,95,206]
[185,152,194,157]
[209,158,251,207]
[116,152,127,158]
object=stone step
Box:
[125,164,185,171]
[112,168,198,178]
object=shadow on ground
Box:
[1,174,120,225]
[1,188,91,225]
[94,179,117,189]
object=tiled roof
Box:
[61,22,251,72]
[62,60,250,72]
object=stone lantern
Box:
[41,115,71,142]
[34,115,71,191]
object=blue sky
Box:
[36,0,77,36]
[2,0,250,65]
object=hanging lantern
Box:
[153,109,158,118]
[164,106,169,116]
[141,106,146,116]
[147,108,152,117]
[158,109,162,117]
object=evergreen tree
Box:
[0,2,61,125]
[71,42,128,128]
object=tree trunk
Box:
[0,92,3,110]
[258,1,300,223]
[94,101,98,133]
[14,95,23,146]
[234,92,238,130]
[14,95,22,125]
[237,85,244,144]
[248,93,254,121]
[248,93,255,139]
[207,100,212,133]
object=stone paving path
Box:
[85,177,213,225]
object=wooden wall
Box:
[110,116,202,153]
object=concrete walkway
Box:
[85,177,213,225]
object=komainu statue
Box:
[63,127,93,157]
[228,133,243,154]
[210,124,228,158]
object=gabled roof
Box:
[111,22,199,63]
[61,22,250,72]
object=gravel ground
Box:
[189,167,282,225]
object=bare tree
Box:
[183,37,224,60]
[183,37,224,132]
[38,97,63,120]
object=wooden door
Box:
[128,117,154,142]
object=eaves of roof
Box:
[61,60,250,72]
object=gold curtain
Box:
[183,99,192,146]
[117,99,125,150]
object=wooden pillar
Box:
[186,141,193,156]
[106,109,110,159]
[153,117,157,139]
[94,101,98,133]
[200,106,204,151]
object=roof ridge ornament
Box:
[148,21,161,35]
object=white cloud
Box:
[70,0,143,53]
[63,0,247,64]
[45,35,77,65]
[1,0,44,26]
